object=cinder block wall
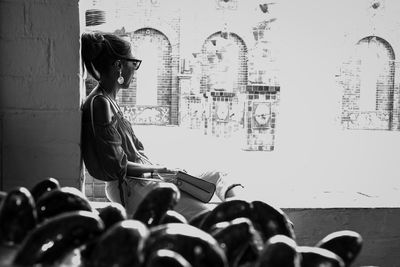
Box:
[0,0,82,190]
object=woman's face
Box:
[120,60,137,89]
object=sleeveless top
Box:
[81,92,145,181]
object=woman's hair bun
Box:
[81,32,131,80]
[81,32,105,63]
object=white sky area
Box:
[81,0,400,207]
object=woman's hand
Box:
[158,167,176,174]
[156,167,186,174]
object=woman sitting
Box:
[80,32,245,219]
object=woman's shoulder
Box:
[82,93,113,124]
[83,93,109,109]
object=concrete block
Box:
[85,175,94,183]
[85,185,93,197]
[0,75,81,110]
[28,1,79,39]
[0,1,25,38]
[94,183,105,196]
[2,110,81,147]
[2,143,81,191]
[52,36,80,77]
[0,116,2,189]
[31,76,81,110]
[0,38,50,76]
[0,76,29,110]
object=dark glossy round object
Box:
[132,183,180,227]
[144,223,228,267]
[188,209,211,228]
[250,200,295,242]
[316,230,363,267]
[30,177,60,202]
[255,235,299,267]
[200,199,294,244]
[146,249,193,267]
[0,191,7,204]
[98,202,127,230]
[200,199,251,231]
[160,210,188,224]
[211,217,259,267]
[298,246,345,267]
[0,187,37,246]
[36,186,93,222]
[0,244,18,266]
[89,219,149,267]
[81,204,128,266]
[13,210,104,266]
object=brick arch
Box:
[358,36,395,124]
[200,31,248,93]
[357,36,395,59]
[117,28,173,125]
[127,23,177,50]
[341,35,397,130]
[133,28,172,106]
[347,29,400,60]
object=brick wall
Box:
[84,172,107,202]
[179,94,204,130]
[244,85,280,151]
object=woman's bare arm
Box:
[126,161,177,177]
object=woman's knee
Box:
[197,170,222,185]
[174,192,214,220]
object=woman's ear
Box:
[114,59,122,69]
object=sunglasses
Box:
[125,58,142,70]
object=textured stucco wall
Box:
[0,0,82,190]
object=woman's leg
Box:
[105,171,244,221]
[174,191,218,220]
[171,170,235,220]
[104,180,121,203]
[105,179,159,217]
[106,178,217,220]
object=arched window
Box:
[341,36,396,130]
[130,28,172,107]
[136,39,158,105]
[356,36,395,113]
[201,32,247,93]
